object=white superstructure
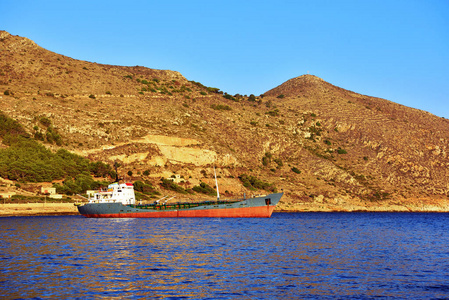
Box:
[88,182,135,205]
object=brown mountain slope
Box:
[265,75,449,201]
[1,30,448,211]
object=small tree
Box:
[291,167,301,174]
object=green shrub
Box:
[207,87,220,94]
[45,126,62,145]
[291,167,301,174]
[192,182,217,196]
[89,94,96,99]
[0,112,28,138]
[90,161,114,178]
[238,174,276,192]
[39,116,52,127]
[274,158,283,167]
[337,148,347,154]
[277,94,285,99]
[133,180,159,195]
[211,104,231,111]
[160,178,190,194]
[262,152,273,166]
[262,156,270,166]
[308,125,322,137]
[223,94,236,101]
[266,109,280,117]
[34,131,45,141]
[248,94,256,102]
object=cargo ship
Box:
[76,181,282,218]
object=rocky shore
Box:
[276,197,449,213]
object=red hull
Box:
[82,205,276,218]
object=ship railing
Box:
[87,199,120,204]
[130,197,246,209]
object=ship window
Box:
[265,198,271,205]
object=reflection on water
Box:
[1,213,449,299]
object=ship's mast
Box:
[114,161,120,183]
[214,166,220,201]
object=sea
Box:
[1,213,449,299]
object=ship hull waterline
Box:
[80,205,276,218]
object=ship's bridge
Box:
[88,182,135,205]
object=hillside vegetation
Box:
[1,30,449,211]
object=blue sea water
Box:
[1,213,449,299]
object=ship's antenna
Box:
[214,166,220,201]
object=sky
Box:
[3,0,449,118]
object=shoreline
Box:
[0,203,80,217]
[1,202,449,217]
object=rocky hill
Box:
[1,30,449,211]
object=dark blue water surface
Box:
[1,213,449,299]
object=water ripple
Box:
[1,213,449,298]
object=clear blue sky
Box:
[3,0,449,118]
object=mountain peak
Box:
[296,74,324,81]
[264,74,330,97]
